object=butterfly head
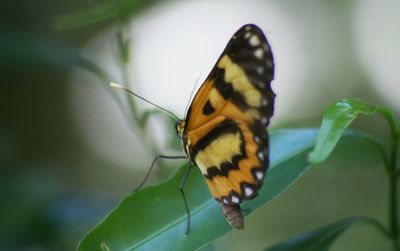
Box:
[176,120,186,138]
[176,120,192,159]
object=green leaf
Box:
[308,99,381,164]
[264,217,369,251]
[77,129,318,251]
[52,0,163,30]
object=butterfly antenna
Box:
[110,83,180,122]
[184,74,202,119]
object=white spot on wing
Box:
[244,32,251,39]
[257,66,264,74]
[255,48,264,59]
[249,35,260,46]
[245,26,252,31]
[231,195,240,204]
[257,81,265,87]
[222,198,228,204]
[257,151,264,160]
[254,136,261,143]
[261,98,268,106]
[255,171,264,180]
[262,117,269,125]
[245,187,253,197]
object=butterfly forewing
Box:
[179,24,275,229]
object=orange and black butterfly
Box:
[113,23,274,233]
[176,23,275,230]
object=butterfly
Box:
[113,23,275,233]
[176,23,275,230]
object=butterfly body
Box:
[177,24,275,229]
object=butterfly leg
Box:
[179,164,193,235]
[133,155,186,192]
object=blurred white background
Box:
[67,1,399,250]
[69,0,400,170]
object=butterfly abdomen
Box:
[220,203,244,230]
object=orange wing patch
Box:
[202,123,267,205]
[178,24,275,229]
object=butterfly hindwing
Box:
[178,24,275,228]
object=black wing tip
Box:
[231,23,272,52]
[237,23,264,34]
[241,23,261,28]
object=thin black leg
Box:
[133,155,187,192]
[179,164,193,235]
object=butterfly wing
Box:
[181,24,275,227]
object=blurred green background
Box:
[1,0,399,250]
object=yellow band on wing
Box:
[218,55,261,108]
[195,131,242,175]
